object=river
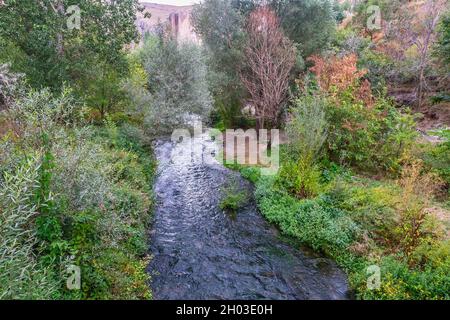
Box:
[148,135,349,299]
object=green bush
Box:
[325,180,398,243]
[356,253,450,300]
[212,93,248,129]
[359,49,392,95]
[10,86,84,133]
[325,91,417,173]
[239,166,261,184]
[0,87,155,299]
[292,198,357,252]
[277,158,323,199]
[285,94,328,160]
[254,176,357,253]
[54,127,153,299]
[219,179,249,215]
[280,94,328,198]
[0,155,62,299]
[434,10,450,67]
[422,129,450,190]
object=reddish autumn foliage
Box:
[307,54,374,108]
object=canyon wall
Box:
[137,2,198,43]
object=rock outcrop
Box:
[137,2,198,43]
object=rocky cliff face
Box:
[137,2,198,43]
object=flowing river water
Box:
[148,135,350,300]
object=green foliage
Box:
[0,37,29,74]
[326,179,399,250]
[10,86,83,133]
[0,0,141,90]
[52,128,154,300]
[0,0,142,119]
[422,129,450,190]
[434,9,450,67]
[239,166,261,184]
[191,0,246,128]
[325,92,417,173]
[320,160,353,184]
[358,49,392,95]
[34,132,71,269]
[192,0,245,74]
[0,155,62,299]
[219,179,249,215]
[0,87,154,299]
[277,158,323,199]
[122,53,151,124]
[331,29,393,95]
[254,176,357,253]
[357,253,450,300]
[332,28,364,55]
[192,0,339,127]
[0,0,161,301]
[333,0,347,24]
[286,94,328,160]
[212,93,248,129]
[1,0,448,302]
[74,58,127,119]
[247,167,449,299]
[278,95,328,198]
[138,36,212,135]
[231,142,448,300]
[430,92,450,104]
[233,0,338,57]
[271,0,338,57]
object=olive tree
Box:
[139,37,212,135]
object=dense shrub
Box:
[307,54,417,172]
[326,93,417,172]
[279,94,328,198]
[356,253,450,300]
[326,180,399,248]
[0,88,154,299]
[0,0,140,92]
[9,87,84,133]
[255,176,357,253]
[277,158,323,199]
[0,155,62,299]
[285,95,328,160]
[52,126,153,299]
[422,129,450,193]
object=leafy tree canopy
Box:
[0,0,143,90]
